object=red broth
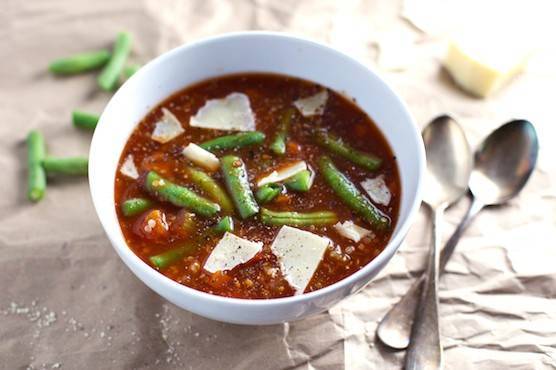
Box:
[115,73,400,299]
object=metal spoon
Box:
[378,119,539,352]
[404,115,473,370]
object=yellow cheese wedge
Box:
[443,35,531,98]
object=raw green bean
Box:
[144,171,220,217]
[270,108,295,155]
[255,183,283,204]
[26,131,47,202]
[72,110,99,130]
[123,63,141,79]
[210,216,234,234]
[199,132,265,152]
[284,169,313,192]
[97,32,133,91]
[149,243,196,269]
[318,156,389,229]
[121,198,153,217]
[260,208,337,227]
[220,156,259,219]
[49,49,111,75]
[316,131,382,171]
[42,157,88,176]
[187,167,234,214]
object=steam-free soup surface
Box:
[115,73,400,299]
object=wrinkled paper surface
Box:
[1,0,555,369]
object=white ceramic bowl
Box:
[89,31,425,325]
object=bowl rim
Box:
[89,30,425,308]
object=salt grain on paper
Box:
[4,301,64,368]
[157,304,183,366]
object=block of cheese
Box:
[204,232,263,273]
[270,226,330,295]
[443,34,531,98]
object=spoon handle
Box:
[439,196,483,271]
[377,196,484,350]
[405,206,443,370]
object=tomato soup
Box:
[114,73,400,299]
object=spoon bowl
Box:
[470,119,538,205]
[422,115,473,209]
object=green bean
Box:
[49,50,111,75]
[260,208,337,227]
[210,216,234,234]
[187,167,234,214]
[318,156,389,229]
[121,198,153,217]
[123,63,140,79]
[199,132,265,152]
[255,183,283,204]
[144,171,220,217]
[72,110,99,130]
[220,156,259,219]
[316,131,382,171]
[150,216,233,269]
[26,131,47,202]
[149,243,196,270]
[42,157,88,176]
[270,108,295,155]
[97,32,133,91]
[284,169,313,192]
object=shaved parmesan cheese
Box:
[204,232,263,273]
[120,154,139,179]
[293,91,328,117]
[334,221,372,242]
[361,175,392,206]
[270,226,330,295]
[151,108,185,143]
[182,143,219,171]
[190,93,255,132]
[257,161,307,187]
